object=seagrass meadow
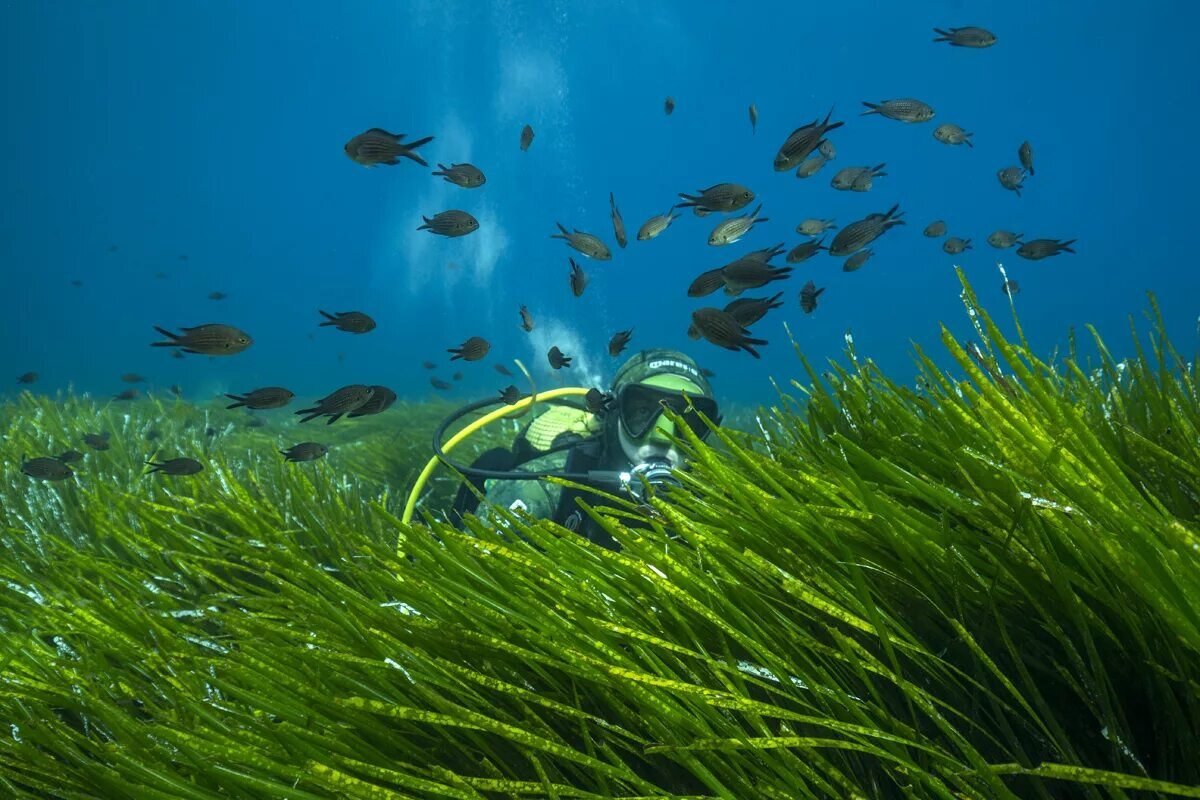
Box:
[2,272,1198,799]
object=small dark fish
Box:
[205,427,218,438]
[690,308,767,358]
[431,377,452,390]
[637,210,680,241]
[422,361,436,369]
[1001,279,1021,296]
[208,291,228,301]
[687,267,726,298]
[154,271,168,280]
[114,389,140,401]
[794,155,827,179]
[675,183,755,213]
[987,230,1023,249]
[244,416,267,428]
[295,385,376,424]
[861,99,935,123]
[448,336,490,361]
[569,258,589,297]
[924,220,947,238]
[1016,238,1076,261]
[520,124,535,152]
[745,242,786,263]
[431,162,486,188]
[16,371,37,384]
[179,254,188,261]
[281,442,328,462]
[933,26,997,48]
[1018,141,1034,176]
[83,433,110,451]
[108,244,119,253]
[418,210,479,238]
[943,237,972,255]
[748,103,757,134]
[225,387,294,410]
[548,346,572,369]
[799,281,826,313]
[146,429,161,441]
[319,310,376,334]
[70,279,83,288]
[818,139,837,160]
[56,450,84,463]
[934,124,974,147]
[121,373,146,383]
[722,258,792,294]
[585,388,611,414]
[349,386,397,417]
[609,193,627,249]
[452,372,463,381]
[608,329,633,357]
[171,350,185,360]
[829,204,905,257]
[831,164,886,192]
[724,292,783,327]
[664,96,675,115]
[551,222,611,260]
[151,324,252,356]
[519,304,535,332]
[709,204,768,246]
[145,457,204,476]
[699,367,715,378]
[774,108,844,171]
[499,385,521,405]
[796,219,836,236]
[494,363,513,377]
[842,249,874,273]
[997,166,1026,197]
[22,456,73,482]
[786,238,826,264]
[344,128,433,167]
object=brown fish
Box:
[687,266,726,297]
[318,310,376,334]
[722,258,793,293]
[225,387,294,410]
[151,324,252,356]
[83,433,110,451]
[431,377,452,390]
[987,230,1023,249]
[842,249,874,272]
[452,371,463,381]
[145,457,204,476]
[794,155,827,179]
[675,183,755,213]
[121,373,146,383]
[924,220,947,238]
[281,442,328,462]
[1001,279,1021,296]
[418,210,479,237]
[774,108,844,171]
[608,329,633,356]
[344,128,433,167]
[699,367,715,378]
[493,363,513,377]
[861,99,935,123]
[168,384,182,396]
[664,96,675,115]
[585,388,610,414]
[551,222,611,260]
[448,336,490,361]
[828,204,905,257]
[748,103,758,134]
[636,210,680,241]
[499,385,522,405]
[1016,238,1076,261]
[431,162,486,188]
[16,371,37,384]
[745,242,787,263]
[933,124,974,147]
[548,346,572,369]
[348,386,397,417]
[831,164,886,191]
[786,237,827,263]
[819,139,837,160]
[690,308,767,358]
[723,292,783,327]
[569,258,589,297]
[933,26,997,48]
[22,456,73,481]
[295,385,375,424]
[171,350,185,359]
[609,193,627,249]
[997,166,1026,197]
[943,237,972,255]
[208,291,228,301]
[56,450,84,463]
[519,304,535,332]
[422,361,436,369]
[796,219,836,236]
[114,389,140,401]
[1018,141,1034,176]
[799,280,826,313]
[520,124,535,151]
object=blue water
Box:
[3,1,1198,407]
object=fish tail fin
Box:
[821,106,845,133]
[224,395,246,409]
[860,101,880,116]
[417,216,433,231]
[550,221,569,239]
[294,408,321,423]
[326,414,343,425]
[741,339,766,359]
[144,460,162,473]
[433,163,449,175]
[932,28,951,42]
[965,135,974,148]
[150,326,180,346]
[873,163,887,176]
[318,310,338,325]
[447,349,463,360]
[1059,240,1077,253]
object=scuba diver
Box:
[428,349,720,550]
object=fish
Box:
[828,204,905,256]
[690,308,767,358]
[745,242,786,263]
[418,210,479,237]
[774,108,845,171]
[348,386,397,417]
[83,433,110,450]
[520,124,535,151]
[699,367,715,378]
[551,222,611,260]
[818,139,837,160]
[493,363,513,377]
[636,210,680,241]
[243,416,267,428]
[842,249,874,272]
[831,164,886,192]
[145,457,204,476]
[431,377,452,390]
[799,281,826,313]
[708,204,768,246]
[208,291,228,301]
[724,292,783,327]
[1001,280,1021,296]
[693,207,711,217]
[171,350,185,360]
[585,388,611,414]
[22,456,73,481]
[422,361,436,369]
[56,450,84,463]
[795,155,827,178]
[609,193,628,248]
[295,385,376,424]
[121,373,146,383]
[319,310,376,334]
[519,304,535,332]
[114,389,140,401]
[16,372,37,384]
[664,96,675,115]
[499,385,522,405]
[145,429,161,441]
[943,237,972,255]
[933,124,974,147]
[687,267,726,298]
[569,258,589,297]
[987,230,1024,249]
[861,98,935,123]
[608,329,633,356]
[796,219,836,236]
[448,336,490,361]
[997,166,1026,197]
[1016,239,1076,261]
[548,346,572,369]
[70,279,83,288]
[748,103,757,133]
[786,238,827,263]
[225,387,294,410]
[1018,141,1035,176]
[281,442,328,462]
[675,183,755,213]
[344,128,433,167]
[154,271,168,280]
[452,372,463,381]
[431,162,486,188]
[151,324,252,356]
[924,220,947,238]
[933,26,997,48]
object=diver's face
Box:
[617,413,687,468]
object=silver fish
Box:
[636,210,680,241]
[418,210,479,237]
[818,139,837,160]
[551,222,612,260]
[795,155,827,178]
[842,249,873,273]
[774,108,844,171]
[924,220,947,238]
[933,124,974,147]
[987,230,1023,249]
[861,98,935,123]
[831,164,886,192]
[828,204,905,256]
[933,26,997,48]
[431,162,486,188]
[997,166,1026,197]
[708,204,768,246]
[796,218,836,236]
